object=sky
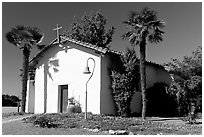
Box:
[2,2,202,97]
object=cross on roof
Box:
[53,24,62,43]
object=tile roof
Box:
[29,35,164,70]
[145,61,165,69]
[60,36,122,55]
[29,36,121,66]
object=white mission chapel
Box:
[25,26,171,115]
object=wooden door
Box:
[62,88,68,113]
[59,85,68,113]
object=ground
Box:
[2,120,108,135]
[2,112,202,135]
[2,113,107,135]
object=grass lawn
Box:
[2,112,108,135]
[20,113,202,135]
[2,120,108,135]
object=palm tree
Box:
[122,7,165,119]
[6,25,44,112]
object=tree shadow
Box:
[35,43,71,113]
[46,59,60,81]
[43,58,59,112]
[146,82,178,117]
[34,39,106,113]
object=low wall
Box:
[2,107,21,113]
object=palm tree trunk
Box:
[139,39,147,120]
[21,47,30,113]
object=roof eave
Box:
[28,36,113,68]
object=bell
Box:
[83,66,91,74]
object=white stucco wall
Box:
[25,80,35,113]
[33,42,101,114]
[130,64,171,114]
[146,65,158,88]
[130,91,142,114]
[156,68,171,85]
[29,40,171,115]
[146,64,171,88]
[100,55,116,115]
[34,65,45,113]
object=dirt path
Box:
[148,117,186,125]
[2,114,34,124]
[147,117,202,125]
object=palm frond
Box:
[141,7,150,15]
[16,25,26,30]
[122,30,135,40]
[126,10,141,25]
[147,20,166,29]
[13,25,33,39]
[5,32,18,45]
[122,20,134,26]
[148,31,163,44]
[128,10,140,20]
[10,27,26,40]
[5,25,44,50]
[145,11,158,23]
[122,29,141,46]
[156,27,165,34]
[123,7,165,46]
[141,7,158,23]
[27,27,44,44]
[128,33,139,46]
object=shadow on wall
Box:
[36,43,70,113]
[146,82,178,117]
[35,41,105,113]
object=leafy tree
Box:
[64,11,115,48]
[2,94,21,106]
[110,48,140,116]
[5,25,44,112]
[165,46,202,116]
[122,7,165,119]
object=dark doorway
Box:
[58,85,68,113]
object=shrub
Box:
[111,71,136,116]
[33,114,60,128]
[23,113,144,131]
[110,48,140,117]
[164,46,202,117]
[168,79,202,117]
